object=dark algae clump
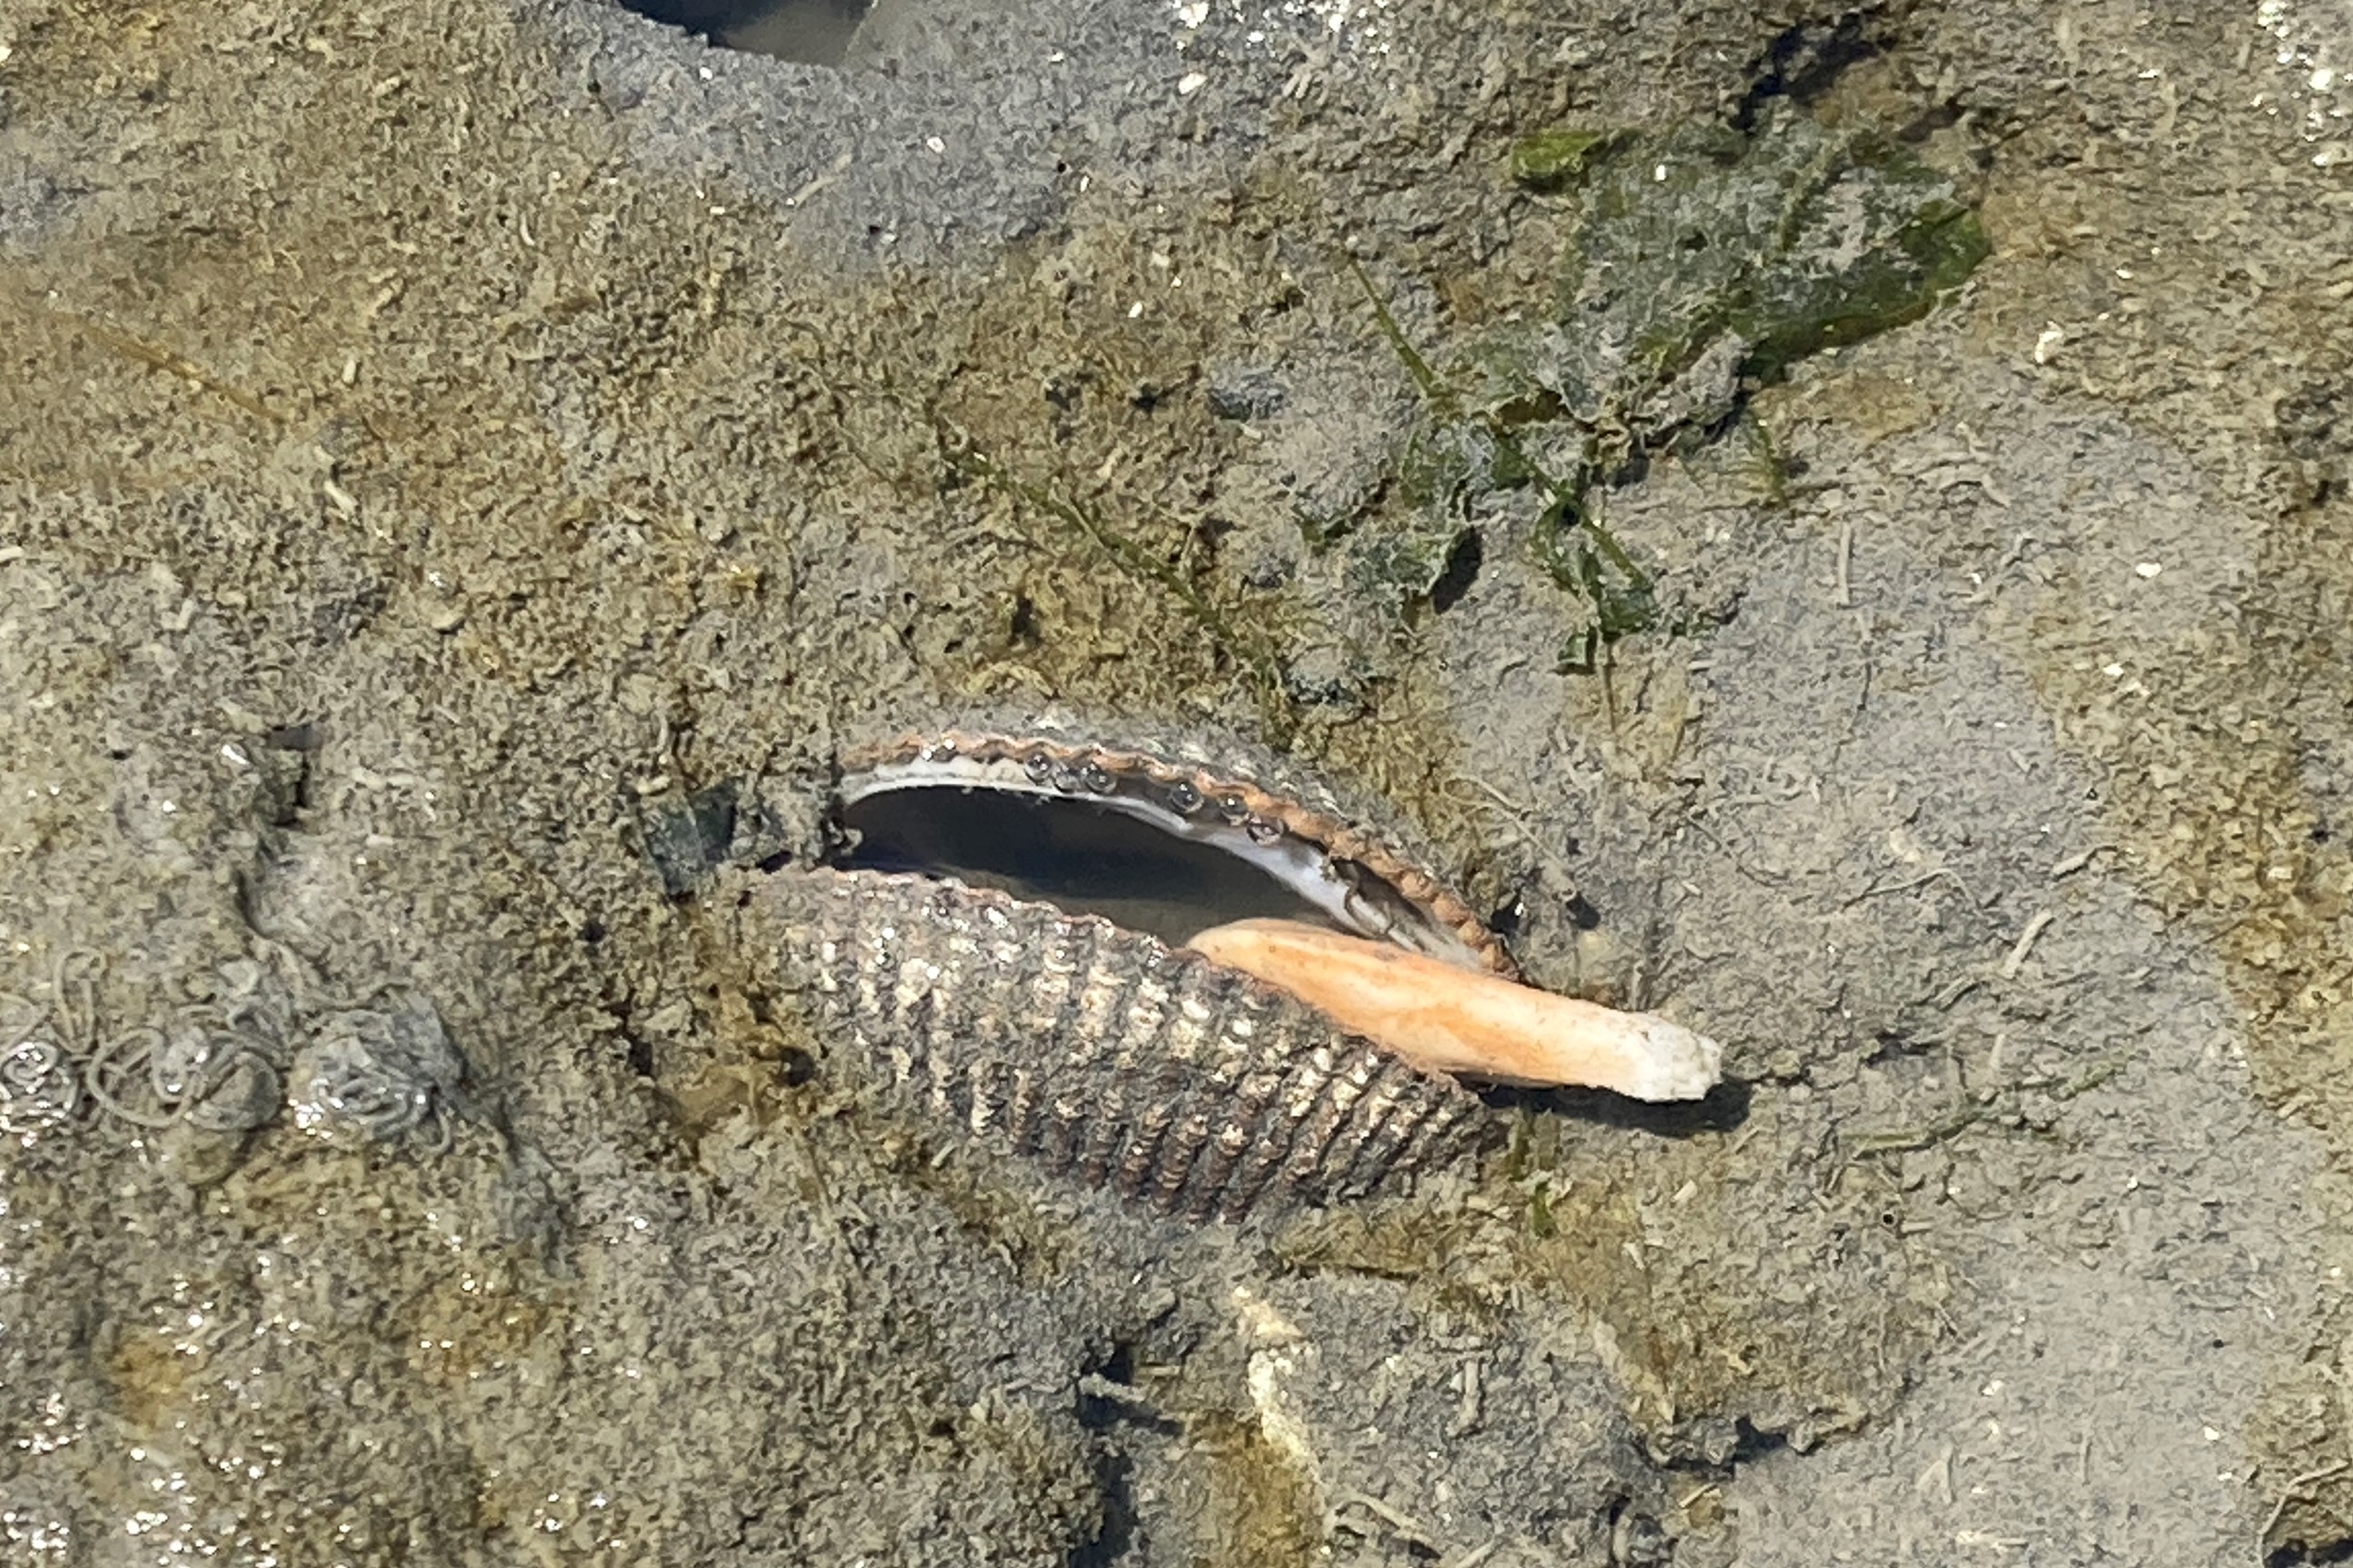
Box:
[1352,107,1990,670]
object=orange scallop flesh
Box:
[1184,919,1724,1102]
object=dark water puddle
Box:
[619,0,872,64]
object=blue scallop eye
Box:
[1166,780,1202,813]
[1081,763,1116,795]
[1023,754,1055,785]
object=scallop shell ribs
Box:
[744,866,1486,1222]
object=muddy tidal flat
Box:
[4,1,2351,1563]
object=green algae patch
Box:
[1356,109,1986,668]
[1351,260,1662,672]
[1508,127,1621,193]
[1546,111,1991,405]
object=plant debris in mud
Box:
[1352,106,1989,671]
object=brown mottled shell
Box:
[838,721,1518,979]
[741,866,1488,1222]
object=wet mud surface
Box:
[2,0,2349,1562]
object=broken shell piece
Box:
[1184,919,1724,1102]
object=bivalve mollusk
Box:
[732,719,1724,1221]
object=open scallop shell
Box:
[732,717,1719,1220]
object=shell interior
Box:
[836,749,1493,971]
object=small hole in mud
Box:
[1429,528,1484,613]
[1487,895,1527,940]
[620,0,874,65]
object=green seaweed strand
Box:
[1345,256,1656,672]
[935,421,1298,736]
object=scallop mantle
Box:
[735,724,1511,1223]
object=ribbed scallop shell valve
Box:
[833,725,1517,977]
[740,868,1485,1221]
